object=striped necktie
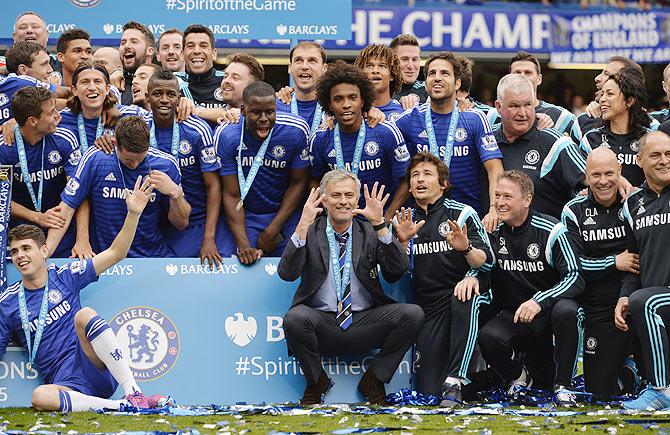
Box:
[335,232,353,330]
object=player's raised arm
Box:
[92,175,153,275]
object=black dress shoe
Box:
[299,370,332,406]
[357,369,387,405]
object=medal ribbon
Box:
[77,113,104,152]
[325,218,352,303]
[150,119,180,158]
[14,124,44,212]
[237,125,274,204]
[17,280,50,369]
[425,100,459,167]
[333,122,366,175]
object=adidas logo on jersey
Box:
[637,205,646,215]
[418,130,428,138]
[583,216,596,225]
[105,172,117,182]
[498,245,509,255]
[328,149,336,158]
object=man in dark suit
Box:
[279,169,424,406]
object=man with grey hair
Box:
[650,63,670,124]
[279,170,424,406]
[10,11,62,83]
[492,73,586,220]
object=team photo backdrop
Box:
[0,258,414,406]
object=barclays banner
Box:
[0,0,351,41]
[0,259,413,407]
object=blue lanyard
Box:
[114,150,152,191]
[150,119,180,158]
[425,101,459,167]
[77,113,104,152]
[17,280,50,370]
[14,124,44,212]
[325,219,352,302]
[333,122,366,175]
[236,125,273,210]
[290,97,323,134]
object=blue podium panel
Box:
[0,258,414,407]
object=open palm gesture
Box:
[353,182,389,225]
[125,175,154,216]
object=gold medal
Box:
[338,300,343,313]
[236,199,243,211]
[26,362,32,371]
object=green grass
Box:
[2,406,670,434]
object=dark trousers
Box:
[479,309,555,390]
[629,286,670,388]
[583,321,632,395]
[551,298,585,387]
[283,303,424,385]
[415,292,492,395]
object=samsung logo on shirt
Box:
[327,159,382,172]
[416,144,469,156]
[581,226,625,242]
[498,259,545,272]
[29,300,71,332]
[102,187,157,202]
[636,212,670,230]
[239,156,287,169]
[410,240,453,255]
[15,167,64,183]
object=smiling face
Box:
[425,58,460,103]
[288,45,327,94]
[638,132,670,191]
[31,98,61,136]
[323,177,359,227]
[586,148,621,206]
[120,28,150,73]
[13,14,48,47]
[409,161,446,206]
[24,50,53,82]
[147,78,180,122]
[221,62,256,108]
[329,83,364,131]
[73,69,110,112]
[595,60,626,91]
[184,32,215,75]
[494,177,532,226]
[394,44,421,85]
[242,95,276,141]
[599,79,629,122]
[157,32,184,72]
[10,238,48,279]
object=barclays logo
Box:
[165,263,239,275]
[264,263,277,276]
[111,306,180,381]
[225,313,257,347]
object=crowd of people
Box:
[3,9,670,413]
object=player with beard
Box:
[0,87,80,258]
[46,116,190,258]
[390,34,428,109]
[56,29,92,88]
[276,42,328,135]
[0,185,173,412]
[176,25,225,110]
[579,67,654,188]
[215,81,309,263]
[310,61,411,222]
[354,45,404,121]
[393,152,495,406]
[156,29,185,73]
[145,69,223,265]
[119,21,155,105]
[394,52,503,228]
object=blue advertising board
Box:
[0,0,351,41]
[0,258,414,407]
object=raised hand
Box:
[353,182,389,225]
[393,207,425,244]
[446,220,469,252]
[125,175,154,215]
[298,187,325,228]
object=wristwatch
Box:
[456,241,473,254]
[372,219,389,231]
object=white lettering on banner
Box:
[100,264,134,276]
[238,356,411,381]
[266,316,284,342]
[174,0,297,14]
[0,357,39,380]
[46,24,76,33]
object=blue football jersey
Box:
[0,259,97,384]
[394,103,502,214]
[0,74,57,125]
[215,113,310,215]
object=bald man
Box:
[558,147,638,398]
[93,47,125,94]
